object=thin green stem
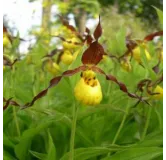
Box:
[141,107,152,141]
[154,107,162,130]
[106,82,111,97]
[11,67,21,137]
[112,105,130,144]
[12,106,21,137]
[69,102,78,160]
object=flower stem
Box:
[11,67,20,137]
[112,105,130,144]
[69,101,78,160]
[141,107,152,141]
[154,107,162,130]
[13,106,21,137]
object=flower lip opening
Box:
[81,70,98,87]
[74,69,103,106]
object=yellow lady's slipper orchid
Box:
[44,60,60,75]
[3,34,11,47]
[120,57,132,72]
[152,85,163,100]
[62,37,80,49]
[131,45,151,63]
[74,70,102,105]
[61,50,74,65]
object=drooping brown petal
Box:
[91,66,105,75]
[29,89,49,107]
[81,41,105,65]
[106,74,142,99]
[3,55,11,66]
[146,87,158,96]
[51,35,83,45]
[3,97,20,111]
[52,35,65,41]
[23,66,85,109]
[144,30,163,41]
[3,25,26,43]
[49,76,62,88]
[91,66,147,102]
[3,98,13,110]
[62,65,87,77]
[136,75,163,97]
[43,49,61,58]
[93,16,102,41]
[57,52,64,64]
[3,55,18,68]
[11,59,18,68]
[136,79,151,92]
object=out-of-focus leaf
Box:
[106,147,162,160]
[29,150,47,160]
[60,146,122,160]
[153,6,163,26]
[14,115,67,160]
[46,132,56,160]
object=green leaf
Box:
[29,150,47,160]
[46,132,56,160]
[3,133,15,148]
[107,147,162,160]
[60,146,123,160]
[153,6,163,26]
[3,150,17,160]
[116,28,126,55]
[137,131,163,147]
[14,115,67,160]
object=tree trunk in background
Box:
[74,9,87,34]
[41,0,52,32]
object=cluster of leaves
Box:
[3,8,163,160]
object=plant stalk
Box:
[112,105,130,144]
[69,101,78,160]
[154,107,162,130]
[11,67,21,137]
[141,107,152,140]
